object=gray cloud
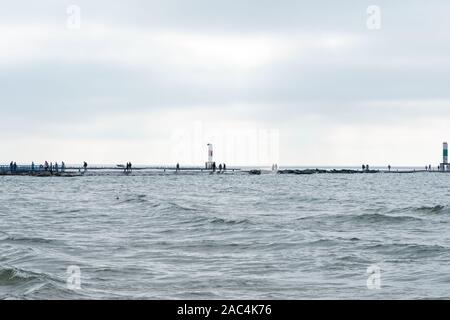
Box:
[1,1,450,164]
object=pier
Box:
[2,141,449,177]
[0,164,446,177]
[0,164,242,176]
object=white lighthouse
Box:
[205,143,215,169]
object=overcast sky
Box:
[1,1,450,166]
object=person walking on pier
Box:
[362,164,365,172]
[10,161,13,173]
[388,165,391,172]
[31,162,35,172]
[13,162,17,173]
[55,162,59,173]
[61,162,65,173]
[176,163,180,172]
[83,162,88,172]
[219,164,223,173]
[223,163,226,171]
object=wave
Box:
[160,202,201,213]
[171,214,253,227]
[367,242,449,258]
[210,217,251,225]
[0,267,40,285]
[0,266,85,299]
[412,205,447,214]
[1,236,56,244]
[388,205,448,215]
[352,213,423,223]
[53,208,84,214]
[117,194,149,204]
[0,232,59,245]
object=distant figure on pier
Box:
[31,162,35,172]
[61,162,65,172]
[13,162,17,172]
[366,164,369,171]
[55,162,59,173]
[44,161,49,171]
[223,163,226,171]
[10,161,13,173]
[219,164,223,172]
[362,164,366,171]
[83,162,88,172]
[50,162,53,174]
[176,163,180,172]
[129,162,132,172]
[388,165,391,172]
[429,165,432,171]
[212,162,216,172]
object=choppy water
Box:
[1,170,450,299]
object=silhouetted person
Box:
[219,164,223,172]
[223,163,226,171]
[31,162,35,172]
[55,162,59,173]
[83,162,88,171]
[176,163,180,172]
[212,162,216,172]
[388,165,391,172]
[362,164,366,171]
[10,161,13,173]
[366,164,369,171]
[50,162,53,174]
[61,162,65,172]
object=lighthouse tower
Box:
[440,142,448,171]
[205,143,215,169]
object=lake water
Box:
[1,170,450,299]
